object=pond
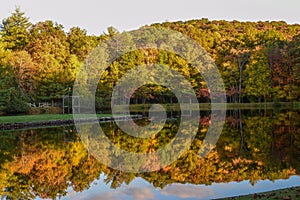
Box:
[0,109,300,199]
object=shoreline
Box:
[0,102,299,130]
[0,114,143,131]
[218,186,300,200]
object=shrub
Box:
[28,107,63,115]
[0,88,29,114]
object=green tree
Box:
[244,51,272,102]
[7,50,35,98]
[288,34,300,100]
[0,41,29,113]
[67,27,98,61]
[27,21,74,101]
[0,7,31,50]
[99,26,119,41]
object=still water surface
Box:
[0,109,300,199]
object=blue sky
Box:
[1,0,299,35]
[58,175,300,200]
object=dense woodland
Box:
[0,8,300,114]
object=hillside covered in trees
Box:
[0,8,300,114]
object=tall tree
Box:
[287,34,300,100]
[7,50,35,98]
[99,26,119,41]
[0,7,31,50]
[243,50,272,102]
[67,27,98,61]
[27,21,73,101]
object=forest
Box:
[0,8,300,114]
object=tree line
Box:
[0,8,300,114]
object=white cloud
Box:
[160,184,214,199]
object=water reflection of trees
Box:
[0,110,299,199]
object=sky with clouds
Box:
[0,0,299,35]
[56,175,300,200]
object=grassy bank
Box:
[0,114,112,124]
[220,186,300,200]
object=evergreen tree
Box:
[0,7,31,50]
[67,27,98,61]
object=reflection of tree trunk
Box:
[290,129,293,146]
[271,130,275,158]
[19,133,26,165]
[289,114,294,146]
[239,109,246,156]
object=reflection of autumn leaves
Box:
[11,143,42,174]
[30,149,71,198]
[12,142,85,185]
[0,129,98,199]
[140,153,161,172]
[200,116,211,126]
[144,149,297,186]
[1,110,300,198]
[71,155,106,192]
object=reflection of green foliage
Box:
[0,110,300,198]
[243,116,273,160]
[100,120,178,153]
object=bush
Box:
[0,88,29,114]
[28,107,63,115]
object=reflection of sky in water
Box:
[57,174,300,200]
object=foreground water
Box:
[0,109,299,199]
